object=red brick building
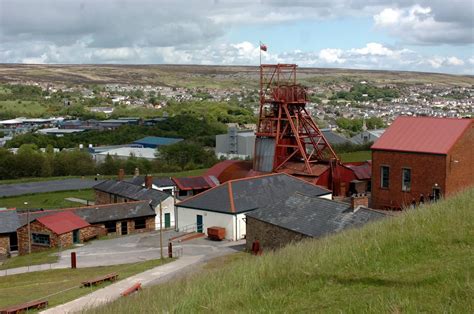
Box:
[371,117,473,209]
[17,211,97,255]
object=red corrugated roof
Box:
[172,175,218,191]
[371,117,472,154]
[36,211,90,235]
[345,162,372,180]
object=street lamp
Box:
[24,202,31,254]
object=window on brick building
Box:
[402,168,411,192]
[134,218,146,229]
[32,233,50,246]
[381,166,390,188]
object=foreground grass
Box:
[91,188,473,313]
[339,150,371,162]
[0,189,95,209]
[0,258,172,309]
[0,169,208,185]
[0,248,61,270]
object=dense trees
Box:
[336,117,385,135]
[156,141,218,172]
[0,145,96,179]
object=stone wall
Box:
[17,221,99,255]
[0,235,10,259]
[246,216,309,251]
[95,190,132,205]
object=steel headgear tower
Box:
[254,64,339,180]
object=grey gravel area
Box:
[0,178,104,197]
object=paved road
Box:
[0,178,104,197]
[0,230,245,276]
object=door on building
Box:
[9,232,18,251]
[164,213,171,228]
[121,221,128,235]
[196,215,203,233]
[432,187,441,201]
[73,230,80,244]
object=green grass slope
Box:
[91,188,474,313]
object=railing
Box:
[177,223,197,233]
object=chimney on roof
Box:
[118,168,125,181]
[134,167,140,177]
[145,175,153,189]
[351,193,369,211]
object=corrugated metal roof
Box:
[172,176,219,191]
[133,136,183,146]
[345,162,372,180]
[247,193,387,237]
[371,117,472,154]
[36,211,90,235]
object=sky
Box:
[0,0,473,74]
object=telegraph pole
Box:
[159,201,163,259]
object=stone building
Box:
[371,117,473,209]
[17,211,96,255]
[0,209,19,259]
[246,193,386,251]
[93,179,174,229]
[176,173,332,241]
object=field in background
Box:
[339,150,371,162]
[90,188,474,313]
[1,64,473,88]
[0,189,95,209]
[0,258,172,309]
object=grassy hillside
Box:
[91,187,474,313]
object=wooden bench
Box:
[0,300,48,314]
[121,282,142,297]
[81,272,118,287]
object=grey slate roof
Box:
[126,176,175,188]
[18,201,155,227]
[74,201,155,223]
[0,209,20,234]
[321,129,351,146]
[247,193,387,237]
[177,173,331,214]
[93,180,170,206]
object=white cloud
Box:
[446,56,464,66]
[426,56,466,68]
[373,5,473,45]
[318,49,345,64]
[350,43,394,56]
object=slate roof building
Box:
[0,209,20,258]
[320,128,352,146]
[350,129,385,145]
[93,180,175,229]
[176,173,332,241]
[371,117,473,209]
[127,175,176,196]
[246,193,387,250]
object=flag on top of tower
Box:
[260,42,267,51]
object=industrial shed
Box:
[371,117,473,209]
[176,173,332,241]
[246,193,387,251]
[172,175,219,198]
[94,180,175,229]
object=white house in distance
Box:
[127,175,177,196]
[175,173,332,241]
